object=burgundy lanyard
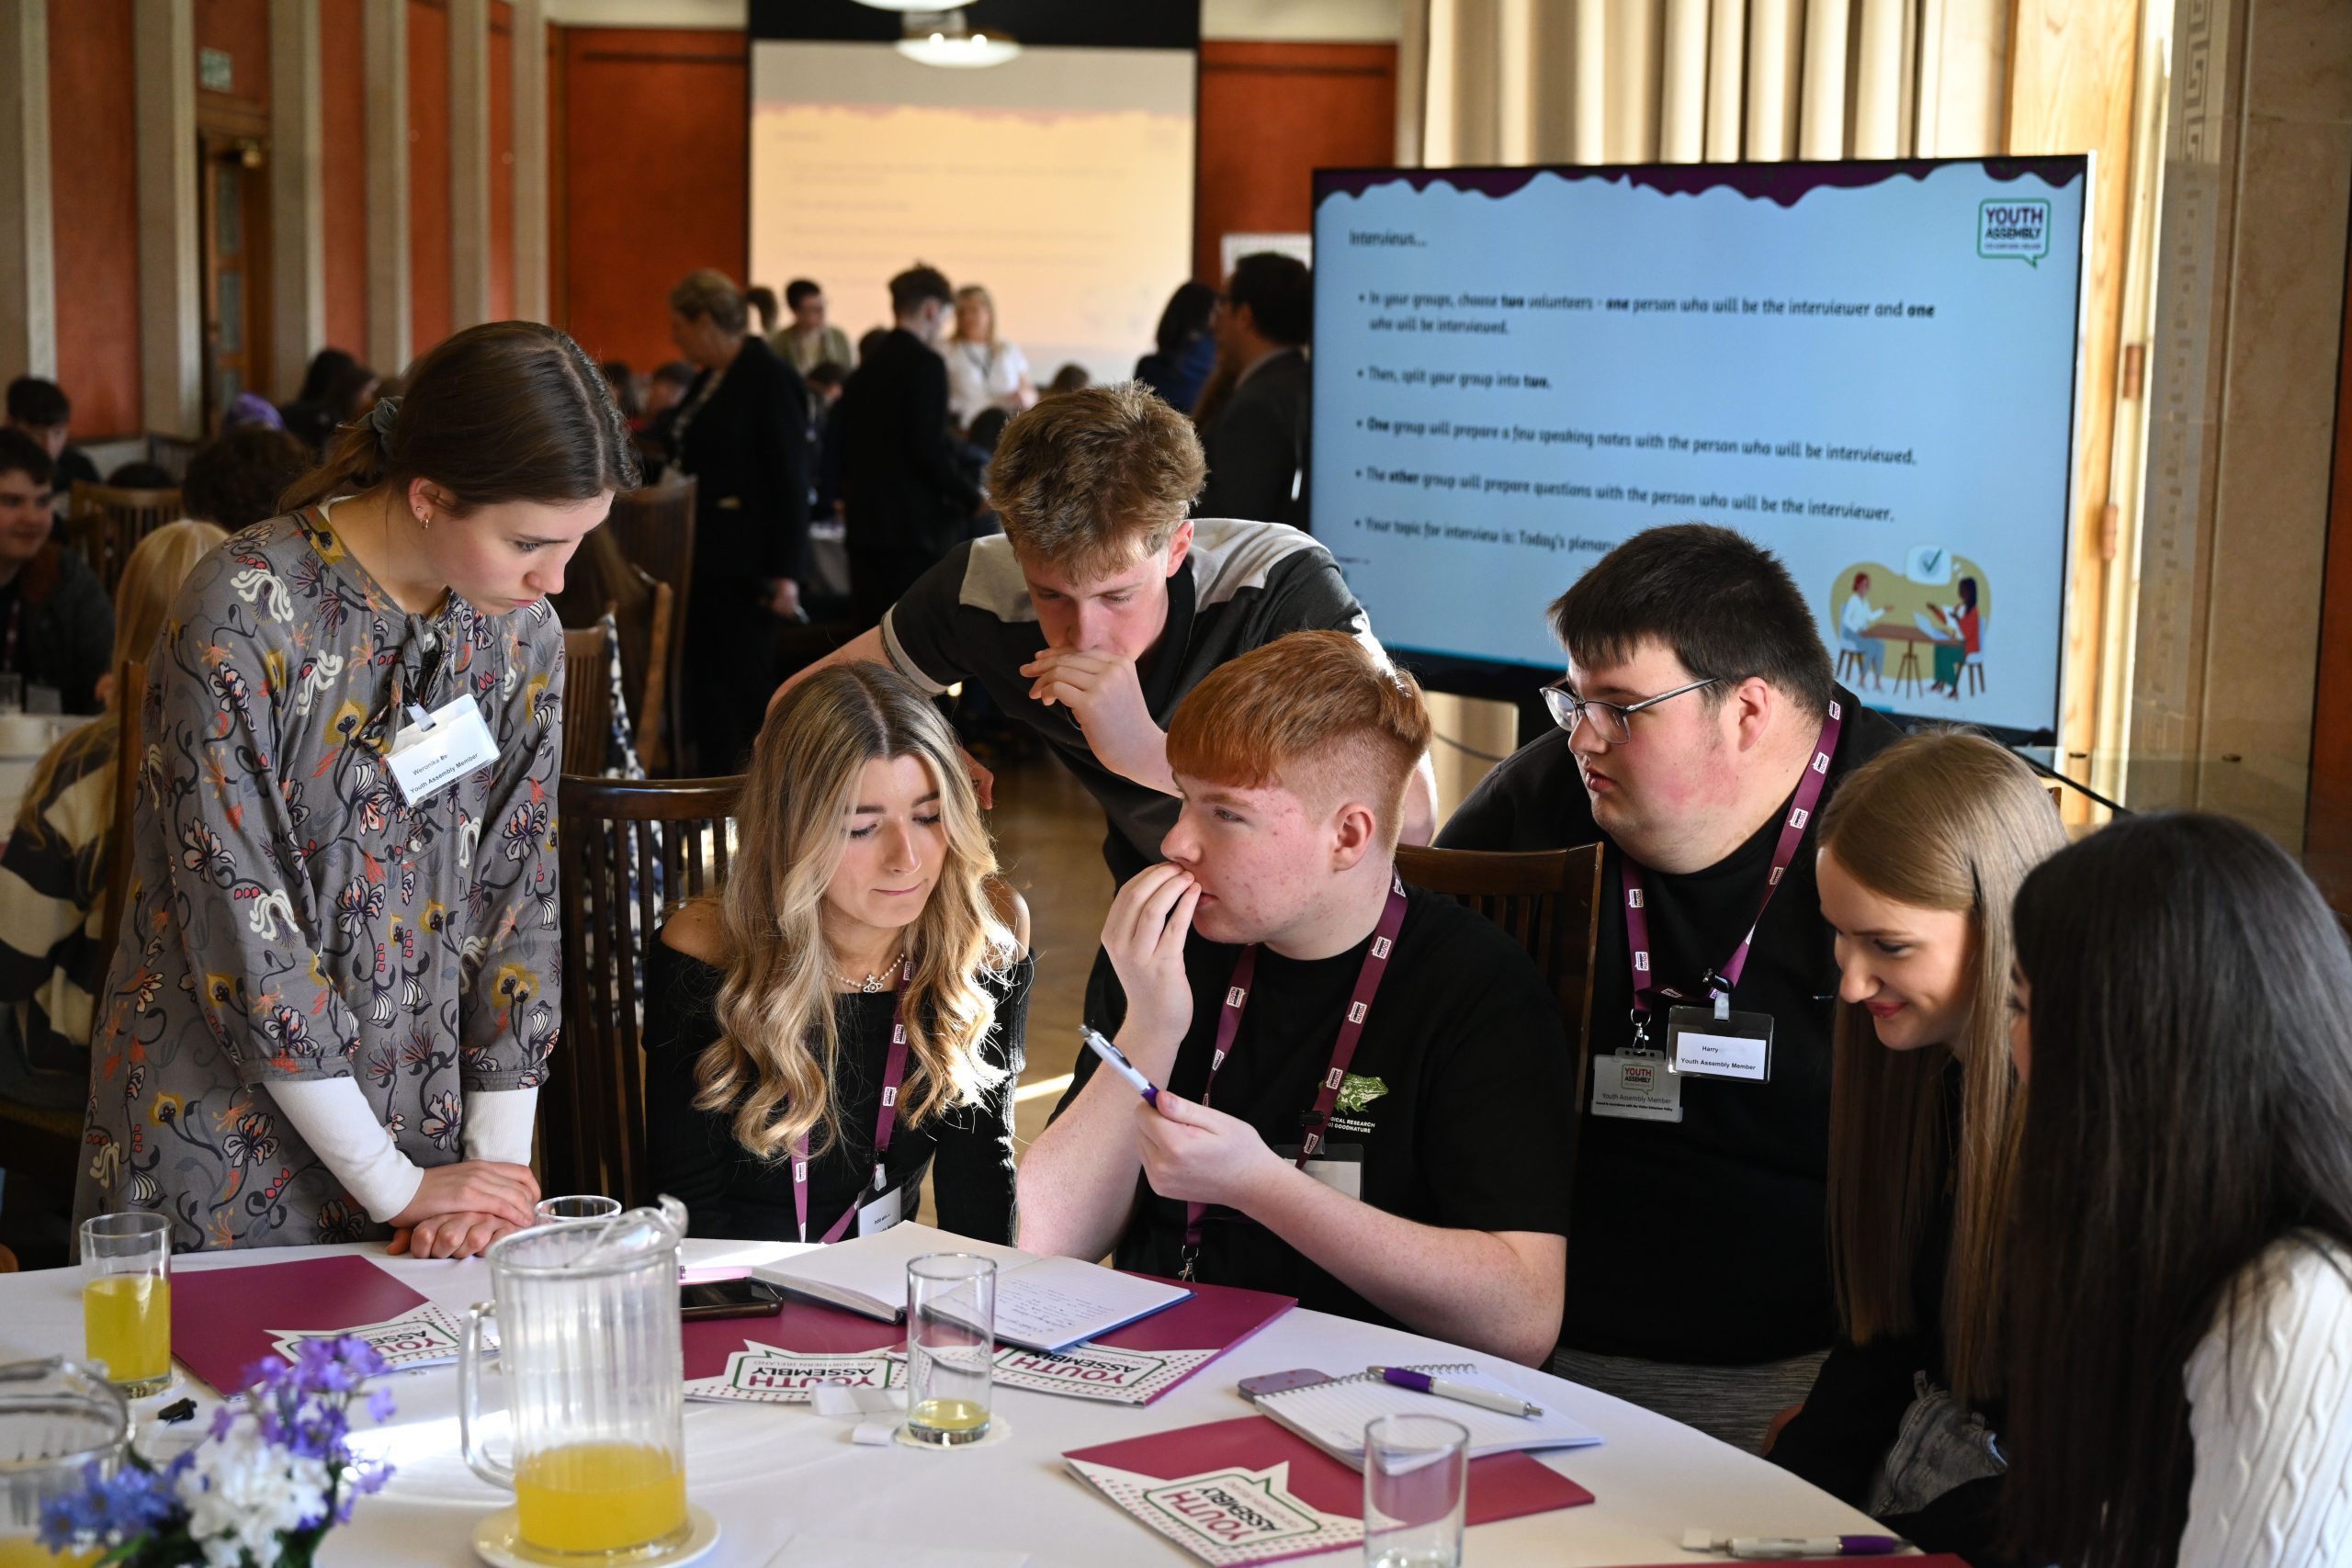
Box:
[1179,876,1409,1280]
[1620,701,1844,1043]
[792,958,915,1246]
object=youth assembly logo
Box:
[1978,198,2051,267]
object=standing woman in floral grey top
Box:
[75,321,638,1258]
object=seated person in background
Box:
[276,350,379,454]
[645,663,1032,1244]
[0,521,227,1115]
[1047,363,1091,396]
[5,377,98,502]
[2003,814,2352,1568]
[1019,631,1571,1366]
[1135,281,1219,414]
[0,432,112,714]
[1191,253,1313,530]
[1767,734,2065,1555]
[1437,523,1902,1446]
[178,427,312,533]
[635,359,697,479]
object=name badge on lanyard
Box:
[1609,701,1842,1094]
[384,696,500,806]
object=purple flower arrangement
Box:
[38,1337,396,1568]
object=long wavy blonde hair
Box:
[16,519,228,848]
[1816,729,2064,1405]
[695,663,1018,1162]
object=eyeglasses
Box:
[1540,674,1724,744]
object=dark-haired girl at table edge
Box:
[645,662,1031,1244]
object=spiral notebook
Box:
[1252,1363,1602,1465]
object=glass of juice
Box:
[0,1356,129,1568]
[904,1254,996,1447]
[80,1213,172,1397]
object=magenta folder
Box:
[680,1295,904,1379]
[170,1255,431,1394]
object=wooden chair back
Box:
[636,579,673,768]
[1396,843,1606,1113]
[68,483,182,594]
[601,480,695,771]
[99,660,144,970]
[561,623,616,777]
[545,774,742,1205]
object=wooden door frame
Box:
[194,104,276,423]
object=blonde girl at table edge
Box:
[74,320,636,1260]
[644,662,1032,1246]
[1766,732,2064,1556]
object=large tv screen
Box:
[1310,157,2088,737]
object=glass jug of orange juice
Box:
[0,1358,128,1568]
[458,1198,694,1562]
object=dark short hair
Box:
[650,359,696,389]
[6,377,69,428]
[785,278,823,310]
[889,264,954,317]
[804,361,849,391]
[0,427,53,487]
[106,461,173,490]
[183,428,313,529]
[1548,524,1832,716]
[1227,254,1311,346]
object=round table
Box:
[0,1241,1885,1566]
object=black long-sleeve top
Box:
[644,938,1030,1245]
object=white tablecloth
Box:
[0,1241,1883,1567]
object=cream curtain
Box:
[1400,0,2010,170]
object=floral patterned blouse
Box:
[74,506,563,1251]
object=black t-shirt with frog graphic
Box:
[1054,884,1574,1326]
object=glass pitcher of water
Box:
[459,1197,689,1562]
[0,1358,128,1568]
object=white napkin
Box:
[768,1534,1029,1568]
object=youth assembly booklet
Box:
[681,1293,908,1406]
[1064,1415,1592,1564]
[989,1275,1294,1405]
[752,1223,1191,1353]
[172,1256,472,1392]
[1250,1363,1602,1463]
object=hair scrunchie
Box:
[367,396,401,452]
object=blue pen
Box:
[1080,1026,1160,1105]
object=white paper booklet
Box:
[1253,1363,1603,1464]
[751,1223,1191,1354]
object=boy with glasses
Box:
[1439,523,1903,1448]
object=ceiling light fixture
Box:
[894,9,1020,68]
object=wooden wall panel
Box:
[409,0,454,355]
[490,0,515,321]
[320,0,368,359]
[559,27,745,372]
[195,0,270,110]
[2309,240,2352,913]
[1196,41,1397,285]
[47,0,141,437]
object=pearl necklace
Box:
[841,953,904,994]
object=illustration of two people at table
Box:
[1833,552,1987,700]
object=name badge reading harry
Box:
[383,696,499,806]
[1666,1005,1775,1083]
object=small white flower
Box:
[179,1424,334,1568]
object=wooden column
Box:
[133,0,201,436]
[511,0,548,321]
[268,0,323,395]
[0,0,53,380]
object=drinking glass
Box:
[1363,1413,1468,1568]
[0,1359,127,1568]
[534,1195,623,1223]
[80,1213,172,1396]
[903,1254,995,1447]
[460,1198,690,1560]
[0,675,23,716]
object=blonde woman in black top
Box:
[646,663,1030,1242]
